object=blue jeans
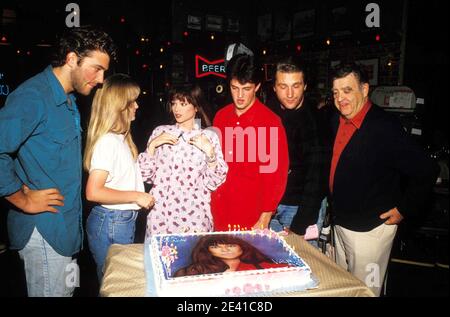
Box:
[18,228,77,297]
[270,205,298,232]
[317,197,327,233]
[86,205,138,281]
[270,198,328,248]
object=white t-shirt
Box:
[90,133,145,210]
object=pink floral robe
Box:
[138,124,228,239]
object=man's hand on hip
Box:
[380,207,404,225]
[6,185,64,214]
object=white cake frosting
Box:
[145,230,317,297]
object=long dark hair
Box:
[167,84,212,128]
[174,235,272,277]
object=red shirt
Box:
[211,99,289,231]
[329,101,372,192]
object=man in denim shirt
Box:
[0,27,116,296]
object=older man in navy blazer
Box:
[329,62,437,296]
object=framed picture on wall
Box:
[206,15,223,32]
[356,58,379,86]
[187,15,202,30]
[293,9,315,39]
[331,6,352,36]
[274,12,292,41]
[257,14,272,41]
[227,17,240,33]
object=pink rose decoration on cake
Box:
[232,287,241,296]
[243,283,254,294]
[161,243,178,275]
[161,245,171,257]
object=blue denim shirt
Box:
[0,65,83,256]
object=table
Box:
[100,233,375,297]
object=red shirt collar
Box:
[232,98,261,122]
[340,100,372,129]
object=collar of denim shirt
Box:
[43,65,77,108]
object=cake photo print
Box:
[144,230,319,297]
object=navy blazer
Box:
[330,104,437,231]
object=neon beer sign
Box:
[195,55,226,79]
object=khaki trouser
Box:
[334,223,397,296]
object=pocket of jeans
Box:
[114,210,138,224]
[87,208,106,239]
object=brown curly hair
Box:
[51,26,117,67]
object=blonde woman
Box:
[84,74,154,280]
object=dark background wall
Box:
[1,0,448,151]
[0,0,448,297]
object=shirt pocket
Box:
[48,127,79,171]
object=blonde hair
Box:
[84,73,140,171]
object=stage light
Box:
[210,34,215,40]
[376,34,381,42]
[160,47,164,53]
[183,31,189,37]
[160,64,164,69]
[135,49,140,55]
[1,36,7,42]
[326,39,331,46]
[262,49,267,55]
[296,44,302,52]
[120,17,125,23]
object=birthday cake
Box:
[144,230,318,297]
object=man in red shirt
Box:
[211,54,289,231]
[329,62,436,296]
